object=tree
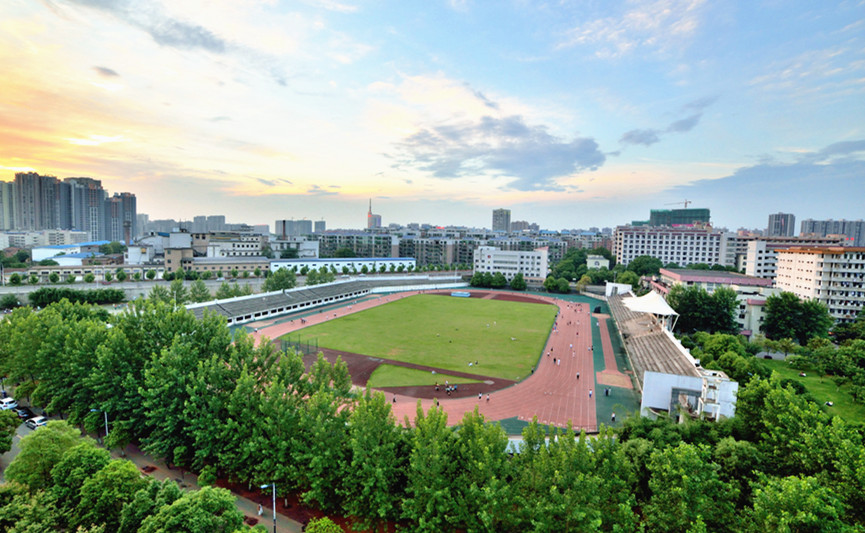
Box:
[5,420,87,491]
[576,274,592,292]
[28,274,39,285]
[510,272,527,291]
[74,459,148,532]
[280,248,299,259]
[263,267,297,292]
[667,285,738,335]
[8,273,21,286]
[230,268,239,279]
[48,272,60,284]
[403,404,457,532]
[764,291,833,344]
[149,284,172,303]
[644,442,738,532]
[146,269,156,281]
[0,410,19,454]
[169,278,189,305]
[556,277,570,293]
[254,266,262,278]
[189,280,211,303]
[543,275,558,292]
[748,475,846,532]
[261,246,275,259]
[104,271,113,283]
[116,269,128,282]
[138,486,244,533]
[335,247,355,258]
[627,255,663,276]
[616,270,640,288]
[100,241,127,254]
[38,258,59,266]
[306,517,343,533]
[66,274,76,284]
[84,273,95,283]
[490,272,507,289]
[0,294,19,310]
[340,390,407,528]
[48,443,112,528]
[118,479,182,533]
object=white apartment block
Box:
[776,247,865,323]
[744,236,844,280]
[473,245,548,281]
[614,226,732,267]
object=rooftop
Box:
[660,268,773,287]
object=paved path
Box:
[595,315,634,389]
[114,444,304,532]
[254,291,600,431]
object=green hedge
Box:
[28,287,126,307]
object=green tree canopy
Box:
[263,267,297,292]
[763,291,833,344]
[5,420,88,491]
[627,255,663,276]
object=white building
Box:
[472,245,548,281]
[614,226,733,268]
[586,254,610,270]
[270,257,416,273]
[776,246,865,323]
[743,236,844,281]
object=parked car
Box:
[25,416,47,430]
[14,407,35,420]
[0,397,18,410]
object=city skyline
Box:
[1,1,863,230]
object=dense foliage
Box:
[0,421,246,532]
[667,285,738,334]
[1,299,865,531]
[763,291,834,344]
[28,287,126,307]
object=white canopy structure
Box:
[623,291,679,330]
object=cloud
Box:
[306,184,338,195]
[672,140,865,225]
[666,113,701,133]
[619,129,660,146]
[395,115,605,191]
[93,66,119,77]
[557,0,708,58]
[620,96,715,146]
[62,0,227,53]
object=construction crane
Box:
[666,199,692,208]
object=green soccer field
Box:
[286,294,558,380]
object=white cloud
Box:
[557,0,707,58]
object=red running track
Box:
[252,291,598,432]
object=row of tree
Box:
[469,271,527,290]
[2,298,865,531]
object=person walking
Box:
[589,389,593,398]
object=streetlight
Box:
[259,483,276,533]
[90,408,109,440]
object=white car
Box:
[25,416,47,430]
[0,398,18,410]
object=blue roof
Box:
[38,244,78,250]
[59,252,104,259]
[79,240,111,246]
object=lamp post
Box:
[90,408,108,440]
[259,483,276,533]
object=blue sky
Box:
[0,0,862,231]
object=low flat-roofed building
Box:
[651,268,773,295]
[270,257,416,274]
[472,245,548,281]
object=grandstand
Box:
[186,275,468,326]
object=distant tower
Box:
[492,208,511,232]
[767,212,795,237]
[367,199,382,229]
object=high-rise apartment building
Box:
[66,177,106,241]
[766,213,795,237]
[275,219,313,238]
[0,181,15,231]
[614,225,730,267]
[776,246,865,323]
[648,208,711,227]
[314,220,326,233]
[492,208,511,232]
[104,192,137,243]
[367,200,382,229]
[800,219,865,246]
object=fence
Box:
[281,335,319,356]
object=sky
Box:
[1,0,863,232]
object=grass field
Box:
[287,294,558,380]
[366,364,481,388]
[761,359,865,421]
